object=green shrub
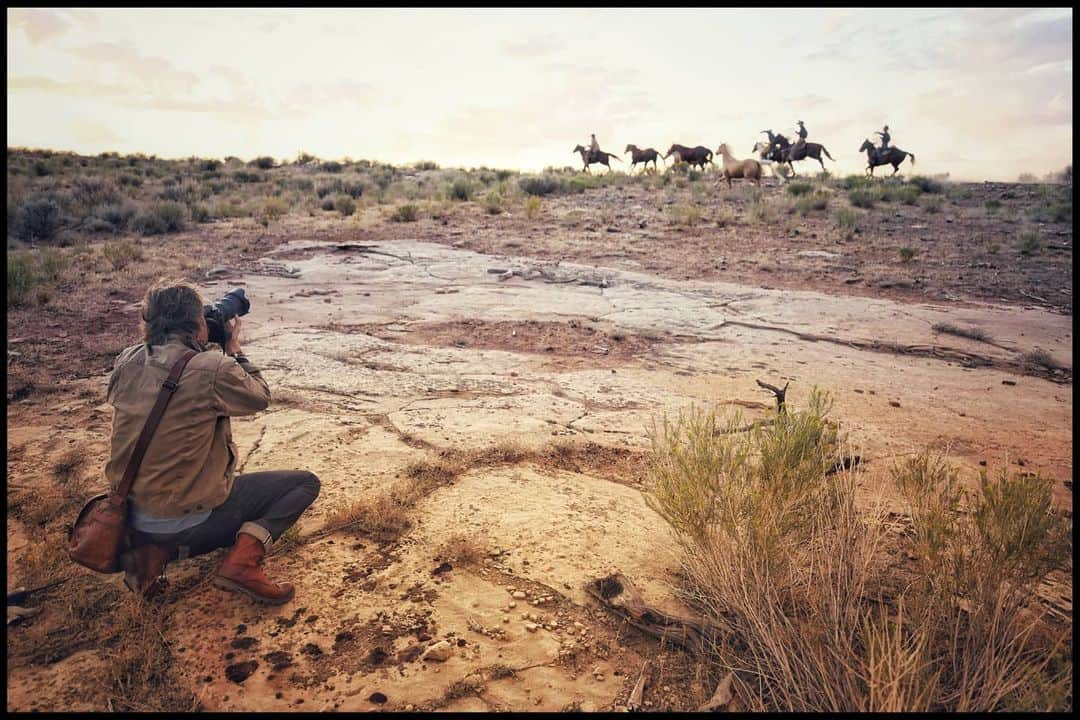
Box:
[448,179,474,201]
[154,202,186,232]
[260,197,288,221]
[232,170,263,183]
[1017,231,1041,256]
[251,156,275,170]
[335,195,356,217]
[413,160,439,171]
[37,247,68,281]
[102,240,144,270]
[319,161,343,173]
[7,252,40,306]
[483,192,503,215]
[189,204,211,223]
[839,174,872,190]
[985,199,1002,213]
[909,176,944,194]
[71,177,120,211]
[898,246,917,263]
[897,186,921,205]
[834,208,858,236]
[525,196,541,219]
[390,203,419,222]
[795,192,829,214]
[849,189,877,209]
[14,196,64,242]
[320,197,336,211]
[199,159,221,171]
[131,211,168,236]
[519,175,564,196]
[922,196,944,214]
[95,203,136,230]
[786,182,813,196]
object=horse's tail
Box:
[821,145,834,161]
[908,152,915,166]
[608,153,622,162]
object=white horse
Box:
[751,141,787,184]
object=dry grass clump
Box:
[931,322,989,342]
[645,390,1072,712]
[437,533,488,567]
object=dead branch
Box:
[585,572,722,656]
[755,379,789,412]
[333,243,415,264]
[698,672,735,711]
[626,660,649,711]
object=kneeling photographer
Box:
[106,279,319,604]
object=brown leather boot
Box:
[121,543,177,599]
[213,526,295,605]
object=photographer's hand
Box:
[225,317,243,357]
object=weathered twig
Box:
[585,572,723,656]
[626,660,649,711]
[755,379,789,412]
[698,672,735,711]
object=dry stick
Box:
[755,379,789,412]
[1019,289,1049,304]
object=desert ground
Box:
[6,151,1073,711]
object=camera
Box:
[204,288,250,346]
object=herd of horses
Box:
[572,131,916,185]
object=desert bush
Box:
[188,203,211,223]
[71,176,120,211]
[335,195,356,217]
[897,186,921,205]
[232,170,263,184]
[483,192,503,215]
[260,196,288,221]
[7,252,40,306]
[922,195,944,213]
[316,179,344,198]
[343,181,365,199]
[37,247,68,282]
[849,188,877,209]
[95,202,137,230]
[795,191,829,214]
[909,176,944,194]
[646,395,1071,712]
[320,197,336,211]
[838,174,872,190]
[448,179,474,201]
[414,160,439,171]
[985,199,1002,213]
[251,156,275,169]
[102,240,144,270]
[319,161,343,173]
[390,203,419,222]
[519,175,564,196]
[1029,201,1072,224]
[786,182,813,196]
[131,202,184,235]
[199,159,221,171]
[525,195,541,219]
[834,207,858,237]
[13,196,64,242]
[898,246,917,263]
[667,204,702,227]
[118,173,143,188]
[1017,231,1041,256]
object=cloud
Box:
[502,34,565,58]
[70,42,202,95]
[8,8,79,44]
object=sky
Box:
[6,7,1073,181]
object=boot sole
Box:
[213,576,294,605]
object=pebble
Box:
[508,601,516,608]
[512,591,527,600]
[502,617,510,624]
[525,623,539,633]
[421,640,454,663]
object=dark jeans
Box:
[135,470,320,558]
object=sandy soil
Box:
[6,179,1073,711]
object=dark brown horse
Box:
[625,144,664,173]
[664,143,713,171]
[573,144,622,173]
[859,139,915,176]
[773,137,834,176]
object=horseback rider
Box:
[588,133,601,157]
[875,125,891,152]
[790,120,808,156]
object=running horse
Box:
[859,139,915,176]
[625,144,664,173]
[573,145,622,173]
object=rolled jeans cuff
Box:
[237,521,272,547]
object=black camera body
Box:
[204,288,250,347]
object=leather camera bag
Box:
[67,350,196,573]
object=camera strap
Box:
[114,350,197,502]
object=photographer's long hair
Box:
[142,279,204,347]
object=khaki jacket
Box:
[106,335,270,518]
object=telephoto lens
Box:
[204,288,250,346]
